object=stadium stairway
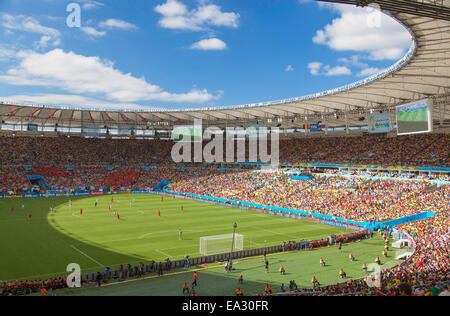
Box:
[424,184,438,192]
[382,212,437,228]
[153,181,172,192]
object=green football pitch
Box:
[0,193,400,295]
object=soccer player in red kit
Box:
[158,210,161,217]
[28,212,32,221]
[80,208,83,216]
[181,205,183,211]
[10,207,13,215]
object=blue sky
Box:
[0,0,412,110]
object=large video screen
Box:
[172,126,202,142]
[396,99,433,136]
[81,123,101,137]
[368,112,391,134]
[118,124,136,137]
[246,124,267,139]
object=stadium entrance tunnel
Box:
[26,175,50,192]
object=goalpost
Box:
[200,234,244,256]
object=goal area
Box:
[199,234,244,256]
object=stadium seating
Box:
[0,134,448,296]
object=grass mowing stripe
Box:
[1,194,350,281]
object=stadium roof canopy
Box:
[0,0,449,132]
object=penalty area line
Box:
[70,245,104,267]
[155,249,172,258]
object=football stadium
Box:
[0,0,449,300]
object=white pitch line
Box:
[138,229,178,239]
[70,245,104,267]
[155,249,172,258]
[256,226,298,240]
[70,218,302,246]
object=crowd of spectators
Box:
[280,133,449,167]
[168,172,448,223]
[0,166,29,194]
[0,133,448,296]
[1,278,68,296]
[0,136,172,167]
[284,206,449,296]
[0,133,447,193]
[167,169,448,296]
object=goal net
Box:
[200,234,244,256]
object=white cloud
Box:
[81,26,107,37]
[308,62,322,76]
[0,49,221,104]
[190,38,227,50]
[357,67,382,77]
[323,65,351,76]
[312,30,327,44]
[312,4,412,60]
[0,47,15,60]
[1,94,163,111]
[336,55,386,77]
[0,13,61,48]
[155,0,240,31]
[99,19,138,31]
[155,0,188,17]
[285,65,294,72]
[337,55,368,69]
[308,62,351,76]
[78,0,104,10]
